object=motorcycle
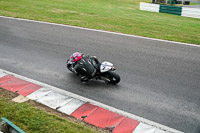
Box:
[67,60,120,84]
[96,61,120,84]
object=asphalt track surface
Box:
[0,17,200,133]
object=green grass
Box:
[0,89,102,133]
[0,0,199,44]
[190,2,200,5]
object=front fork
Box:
[95,72,111,82]
[100,76,111,82]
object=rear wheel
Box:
[105,71,120,84]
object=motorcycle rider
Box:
[67,52,101,82]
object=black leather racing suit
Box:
[67,55,100,82]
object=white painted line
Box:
[0,15,199,47]
[37,91,73,109]
[0,68,184,133]
[156,128,170,133]
[132,123,170,133]
[58,98,86,115]
[27,87,52,100]
[132,123,156,133]
[0,71,7,78]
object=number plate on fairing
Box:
[100,61,113,73]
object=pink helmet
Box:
[71,52,82,62]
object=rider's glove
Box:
[70,67,77,73]
[67,59,77,73]
[81,76,89,83]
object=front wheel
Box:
[104,71,120,84]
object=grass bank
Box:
[0,0,199,44]
[190,3,200,5]
[0,88,106,133]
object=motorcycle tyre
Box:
[105,71,120,84]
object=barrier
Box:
[159,5,182,15]
[140,2,160,12]
[140,2,199,19]
[182,7,200,18]
[0,117,25,133]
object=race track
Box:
[0,16,200,133]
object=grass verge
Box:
[0,88,107,133]
[190,2,200,5]
[0,0,199,44]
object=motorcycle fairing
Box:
[100,61,114,73]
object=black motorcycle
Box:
[67,58,120,84]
